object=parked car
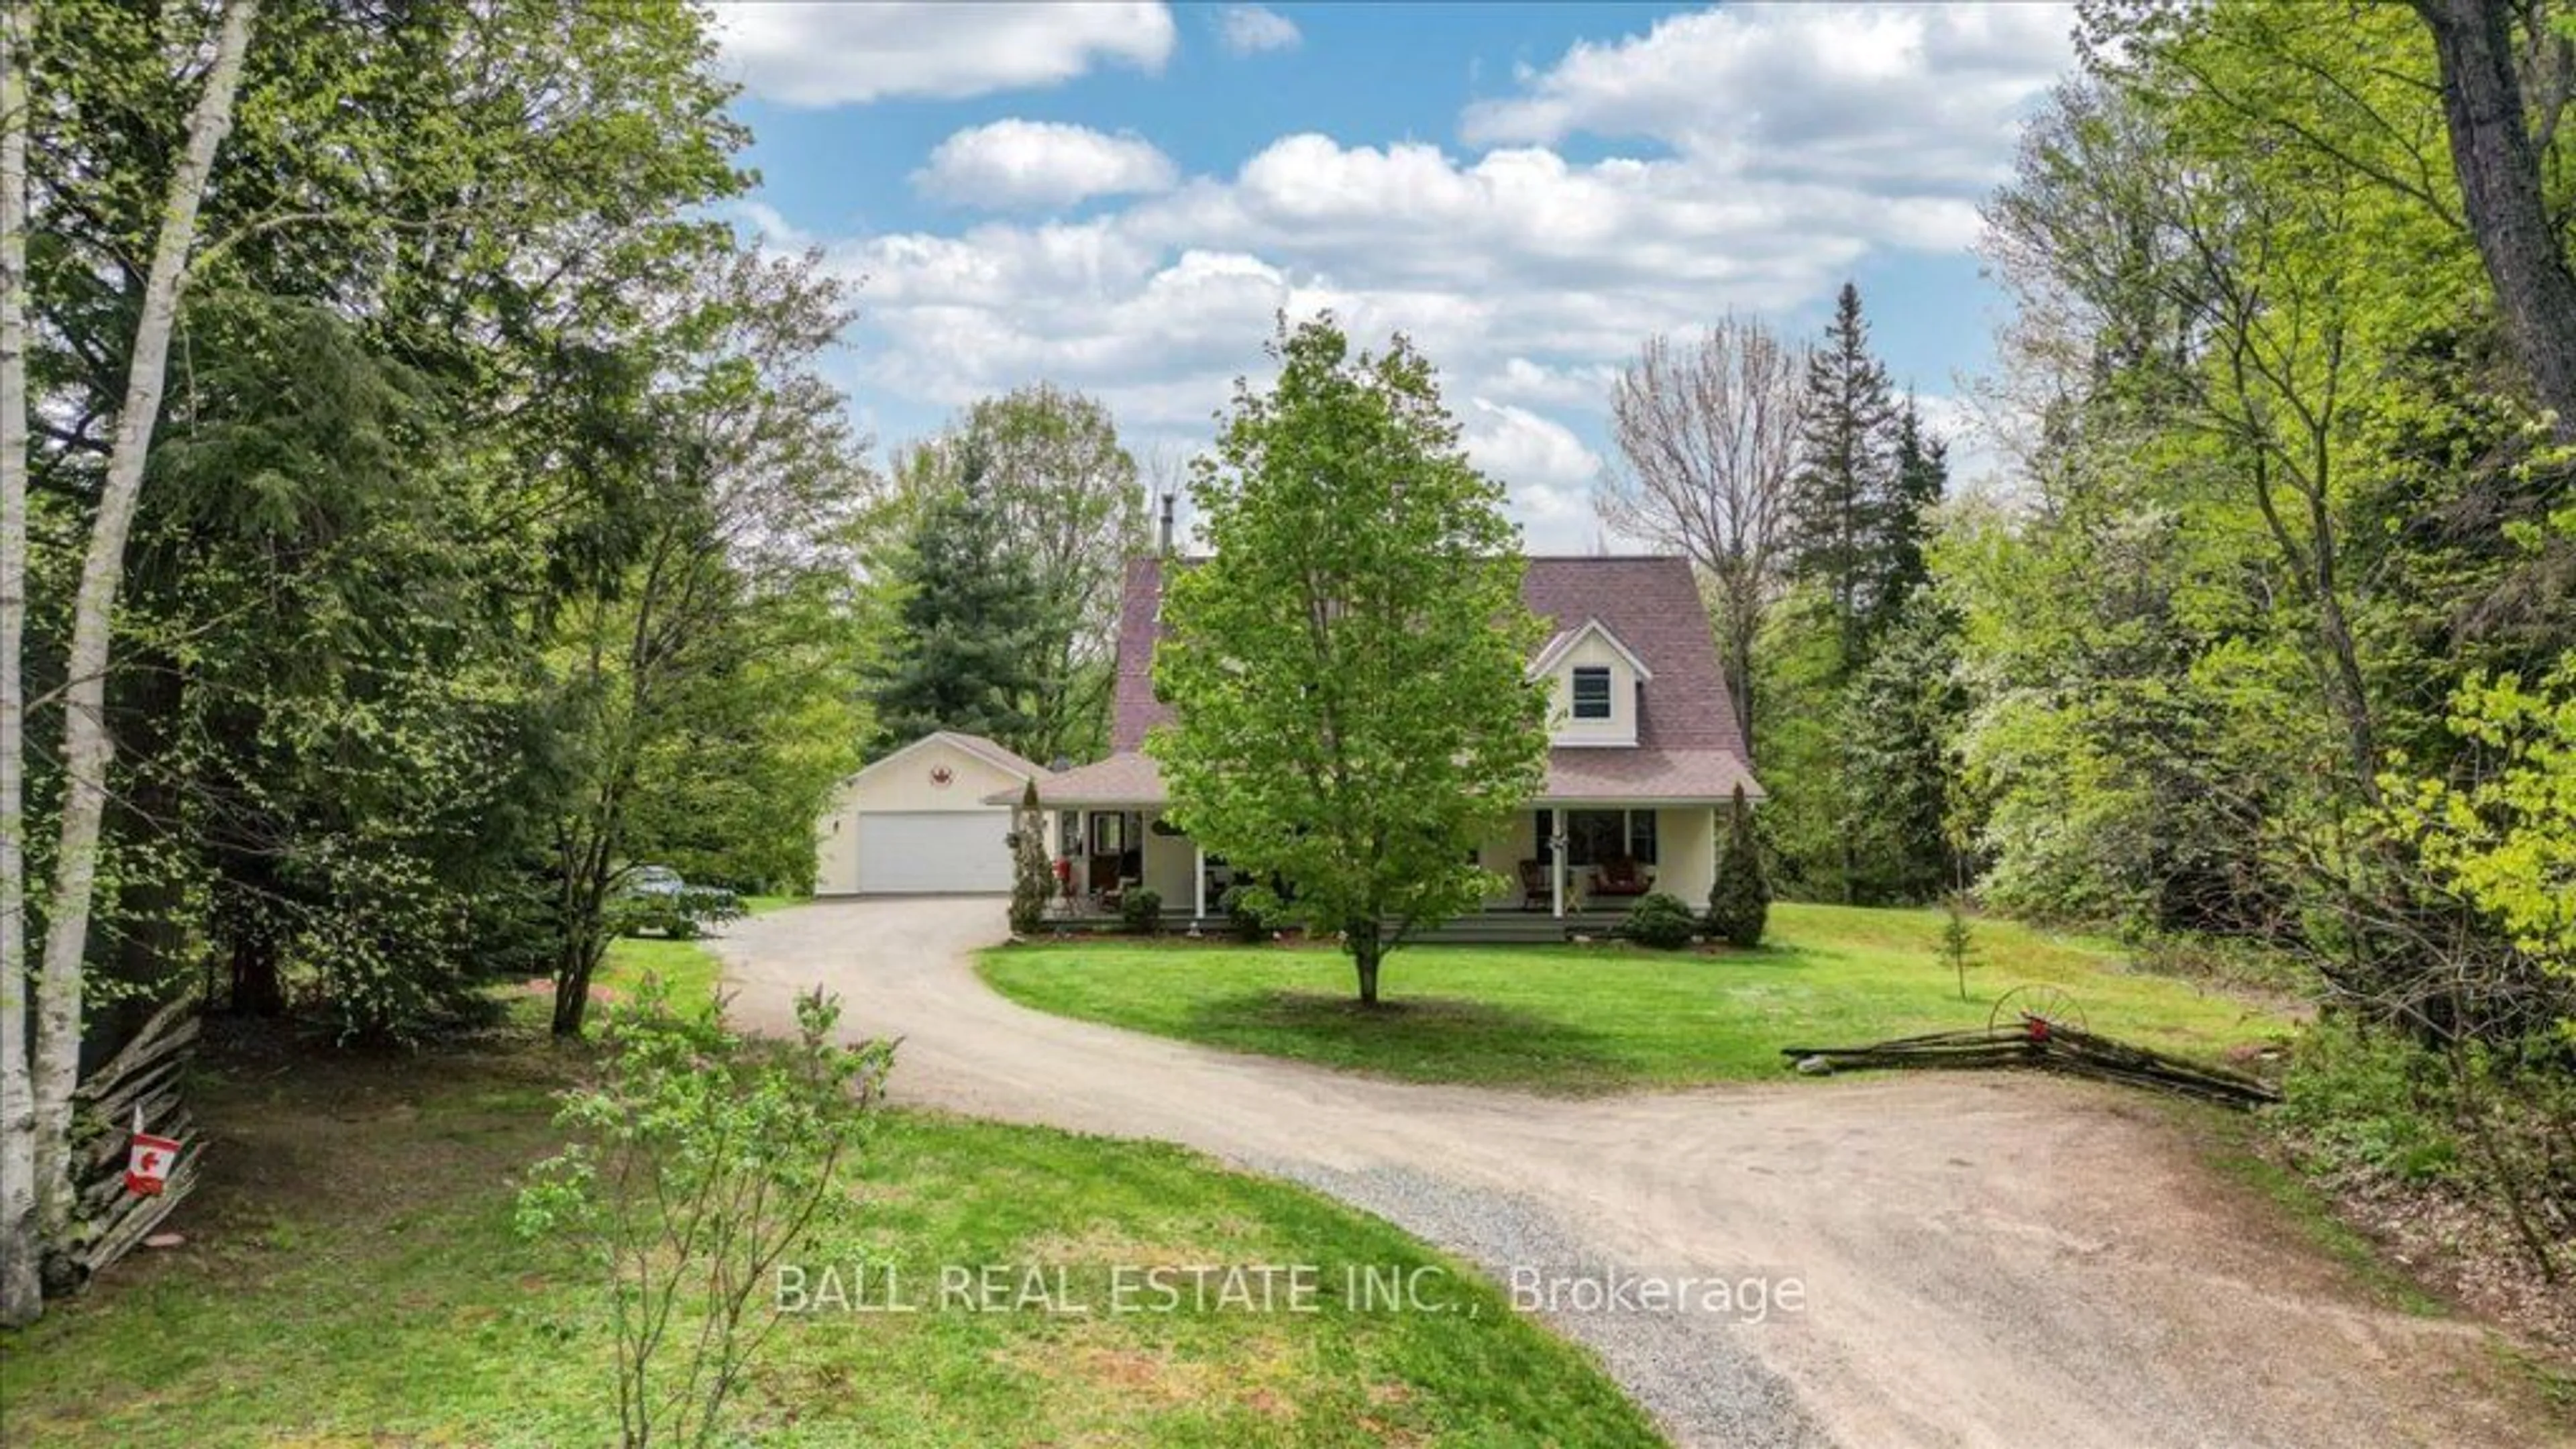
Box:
[626,865,685,898]
[611,865,741,939]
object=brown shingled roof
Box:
[982,751,1166,808]
[1541,747,1763,803]
[999,745,1763,809]
[1109,555,1753,766]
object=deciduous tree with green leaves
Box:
[545,248,873,1038]
[1148,317,1546,1005]
[1,0,259,1326]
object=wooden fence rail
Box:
[65,995,202,1281]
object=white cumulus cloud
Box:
[1216,5,1301,56]
[714,1,1177,106]
[1460,400,1607,545]
[782,4,2074,549]
[1462,4,2070,196]
[915,121,1179,210]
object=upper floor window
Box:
[1571,666,1613,720]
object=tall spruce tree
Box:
[1788,282,1899,677]
[1770,298,1957,903]
[1835,396,1961,902]
[1878,396,1948,635]
[869,447,1045,755]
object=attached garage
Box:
[814,732,1045,896]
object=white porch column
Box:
[1550,807,1566,918]
[1193,842,1208,922]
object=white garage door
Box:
[855,810,1014,894]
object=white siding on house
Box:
[1546,631,1643,748]
[812,777,864,895]
[816,735,1036,896]
[1141,820,1197,915]
[1479,811,1540,907]
[1654,806,1719,906]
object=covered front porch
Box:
[1030,794,1723,939]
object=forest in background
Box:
[1601,0,2576,1306]
[2,0,2571,1336]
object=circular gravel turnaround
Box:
[717,898,2548,1448]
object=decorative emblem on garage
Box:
[928,765,954,788]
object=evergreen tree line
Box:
[863,384,1152,767]
[1607,0,2576,1277]
[4,1,875,1046]
[1762,285,1960,906]
[1603,283,1962,906]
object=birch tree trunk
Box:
[0,0,40,1330]
[30,0,258,1258]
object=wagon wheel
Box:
[1988,984,2086,1040]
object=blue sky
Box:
[710,3,2077,549]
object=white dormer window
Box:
[1529,618,1652,748]
[1571,667,1612,720]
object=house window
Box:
[1537,809,1658,866]
[1570,666,1613,720]
[1566,810,1622,865]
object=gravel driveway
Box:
[716,898,2540,1448]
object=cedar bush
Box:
[1008,781,1052,936]
[1705,784,1769,948]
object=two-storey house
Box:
[994,553,1762,933]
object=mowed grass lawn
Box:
[586,892,798,1007]
[979,902,2298,1093]
[0,954,1656,1448]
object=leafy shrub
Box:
[1705,784,1770,948]
[251,837,519,1043]
[2129,930,2320,996]
[1120,888,1163,935]
[1619,892,1699,950]
[680,885,743,932]
[1220,883,1267,943]
[2277,1022,2459,1182]
[519,979,896,1448]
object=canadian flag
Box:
[125,1129,181,1197]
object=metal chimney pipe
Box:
[1158,492,1175,554]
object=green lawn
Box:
[594,931,726,1006]
[1,953,1655,1448]
[589,895,798,1008]
[979,902,2297,1093]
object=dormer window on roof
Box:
[1531,617,1650,748]
[1571,666,1613,720]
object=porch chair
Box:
[1517,859,1552,912]
[1589,855,1653,899]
